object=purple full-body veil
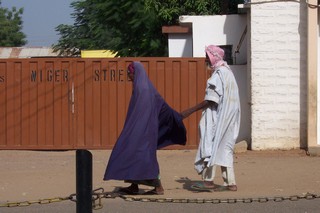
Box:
[104,62,186,181]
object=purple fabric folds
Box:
[104,62,186,181]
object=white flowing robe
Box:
[195,66,240,174]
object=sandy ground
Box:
[0,149,320,203]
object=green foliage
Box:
[144,0,221,25]
[53,0,243,57]
[0,1,26,46]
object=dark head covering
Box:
[127,62,134,74]
[104,62,186,181]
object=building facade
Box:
[163,0,320,155]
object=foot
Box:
[203,181,216,189]
[228,185,237,191]
[143,187,164,195]
[143,181,164,195]
[214,184,237,192]
[155,185,164,195]
[191,181,218,191]
[118,183,139,195]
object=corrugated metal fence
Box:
[0,58,207,150]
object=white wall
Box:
[179,15,247,64]
[168,34,193,57]
[250,0,308,150]
[317,10,320,145]
[231,65,250,143]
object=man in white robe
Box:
[181,45,240,191]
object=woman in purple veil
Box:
[104,61,187,195]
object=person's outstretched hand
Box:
[180,110,192,120]
[180,100,215,120]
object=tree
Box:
[53,0,243,57]
[0,0,26,46]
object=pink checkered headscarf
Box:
[205,45,229,70]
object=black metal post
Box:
[76,149,92,213]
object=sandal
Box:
[118,185,139,195]
[190,182,217,191]
[142,189,164,195]
[214,185,237,192]
[228,185,238,191]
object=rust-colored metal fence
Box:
[0,57,207,150]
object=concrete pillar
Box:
[307,0,320,156]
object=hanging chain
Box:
[119,192,320,204]
[0,197,70,208]
[1,188,319,210]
